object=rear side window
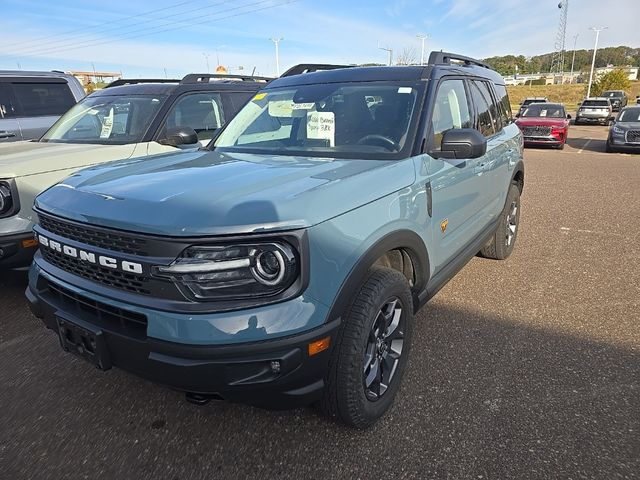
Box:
[493,84,512,126]
[582,100,609,107]
[164,92,225,142]
[430,79,472,151]
[469,80,497,137]
[12,82,76,116]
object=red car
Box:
[515,102,571,149]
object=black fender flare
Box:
[325,229,430,323]
[510,159,525,192]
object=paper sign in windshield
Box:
[100,108,114,138]
[307,111,335,146]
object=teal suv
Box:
[27,53,524,428]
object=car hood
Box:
[0,141,138,178]
[615,122,640,129]
[35,149,416,236]
[515,117,568,127]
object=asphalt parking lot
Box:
[1,123,638,480]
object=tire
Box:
[556,142,565,150]
[320,267,413,428]
[479,183,521,260]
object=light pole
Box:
[378,43,393,66]
[270,37,283,75]
[416,34,429,65]
[586,26,607,98]
[202,53,210,73]
[569,33,578,83]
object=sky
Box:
[0,0,638,78]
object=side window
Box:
[469,80,497,137]
[430,79,472,151]
[493,83,512,127]
[11,82,76,116]
[228,92,255,116]
[164,93,225,142]
[0,83,16,118]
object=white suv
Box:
[0,74,270,268]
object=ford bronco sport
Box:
[26,53,524,428]
[0,73,269,269]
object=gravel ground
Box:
[1,123,638,480]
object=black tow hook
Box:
[185,392,214,406]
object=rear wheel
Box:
[479,183,521,260]
[320,267,413,428]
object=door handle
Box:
[0,131,17,139]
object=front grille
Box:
[47,280,147,335]
[41,247,151,295]
[626,130,640,144]
[39,214,148,256]
[522,126,552,136]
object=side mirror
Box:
[435,128,487,160]
[567,114,572,119]
[159,126,198,147]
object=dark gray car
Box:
[0,70,85,142]
[602,90,628,111]
[606,106,640,153]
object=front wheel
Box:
[320,267,413,428]
[479,182,521,260]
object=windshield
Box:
[41,94,165,144]
[603,91,623,98]
[582,100,609,107]
[522,99,546,106]
[618,108,640,122]
[213,82,421,159]
[522,104,565,118]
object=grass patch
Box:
[507,81,640,111]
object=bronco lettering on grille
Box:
[37,234,143,274]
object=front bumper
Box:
[576,113,610,123]
[608,135,640,152]
[0,231,37,269]
[26,264,340,409]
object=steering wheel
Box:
[356,134,400,152]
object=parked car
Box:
[575,98,614,125]
[515,103,570,149]
[516,97,548,117]
[601,90,628,111]
[0,73,270,269]
[606,106,640,153]
[26,53,524,428]
[0,70,85,142]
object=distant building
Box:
[593,66,638,81]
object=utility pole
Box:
[378,43,393,66]
[202,53,210,73]
[569,33,578,83]
[416,34,429,65]
[270,38,283,76]
[587,26,607,98]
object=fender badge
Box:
[440,219,449,234]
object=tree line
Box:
[483,46,640,76]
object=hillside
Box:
[484,46,640,76]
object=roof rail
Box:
[428,51,493,70]
[105,78,180,88]
[280,64,353,78]
[180,73,272,84]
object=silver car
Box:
[0,70,85,142]
[575,98,613,125]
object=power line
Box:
[8,0,298,58]
[9,0,238,56]
[3,0,198,49]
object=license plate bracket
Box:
[57,316,112,370]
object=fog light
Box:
[270,360,281,373]
[308,336,331,356]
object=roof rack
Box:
[280,64,353,78]
[180,73,272,84]
[428,51,493,70]
[105,78,180,88]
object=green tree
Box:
[590,69,632,96]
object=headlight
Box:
[154,242,299,301]
[0,179,19,218]
[612,125,625,134]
